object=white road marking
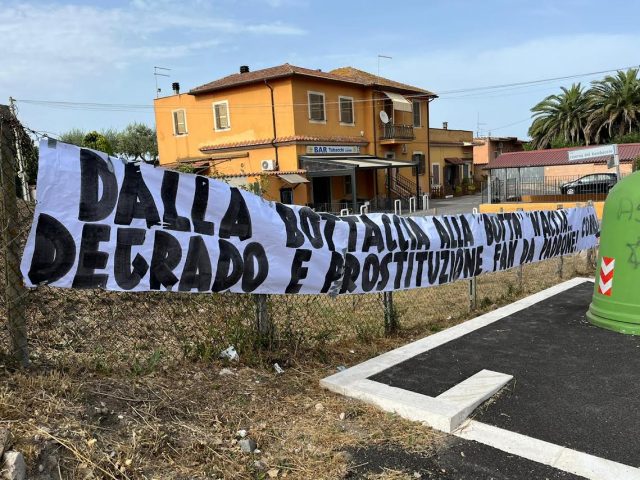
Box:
[320,278,640,479]
[455,420,640,480]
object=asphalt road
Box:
[371,281,640,468]
[346,438,584,479]
[415,193,482,216]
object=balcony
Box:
[380,124,414,144]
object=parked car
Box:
[560,173,617,195]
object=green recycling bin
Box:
[587,171,640,334]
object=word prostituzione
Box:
[20,141,600,295]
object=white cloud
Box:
[257,0,309,7]
[391,34,639,92]
[381,33,640,136]
[0,1,305,92]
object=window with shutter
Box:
[308,92,325,122]
[339,96,354,124]
[213,101,230,131]
[172,109,187,135]
[413,100,421,127]
[280,188,293,204]
[432,164,440,185]
[412,153,425,176]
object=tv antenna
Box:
[476,112,487,137]
[154,66,171,98]
[377,54,392,78]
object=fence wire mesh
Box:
[0,111,598,372]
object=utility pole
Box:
[8,97,29,201]
[0,105,29,366]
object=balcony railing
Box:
[380,123,414,140]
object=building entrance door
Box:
[445,165,458,188]
[312,177,331,206]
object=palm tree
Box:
[587,68,640,143]
[528,83,590,149]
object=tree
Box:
[100,128,121,154]
[83,131,114,155]
[59,128,86,147]
[119,122,158,163]
[587,68,640,143]
[528,83,590,149]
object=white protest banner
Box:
[20,141,599,295]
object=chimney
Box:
[442,121,448,130]
[172,82,180,94]
[240,65,250,74]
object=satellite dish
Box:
[379,111,389,124]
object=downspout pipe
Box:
[426,96,436,197]
[265,80,279,164]
[372,90,379,201]
[372,90,378,158]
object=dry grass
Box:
[0,254,595,479]
[1,354,445,479]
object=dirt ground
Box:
[0,255,595,479]
[1,340,447,479]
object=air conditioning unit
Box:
[261,159,277,171]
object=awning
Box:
[445,157,472,165]
[327,158,414,169]
[300,155,417,174]
[382,91,412,112]
[278,173,309,184]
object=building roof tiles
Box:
[190,63,435,96]
[488,143,640,169]
[200,135,368,152]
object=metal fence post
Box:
[469,276,477,311]
[586,200,596,272]
[254,294,273,346]
[556,204,564,279]
[383,291,397,335]
[394,199,401,216]
[0,107,29,367]
[516,207,524,292]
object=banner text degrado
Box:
[20,141,599,295]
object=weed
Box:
[130,349,163,376]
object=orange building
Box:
[154,64,436,213]
[429,124,475,196]
[473,136,526,182]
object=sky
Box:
[2,0,639,140]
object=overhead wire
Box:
[15,63,639,113]
[479,117,533,135]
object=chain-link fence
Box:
[0,110,598,372]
